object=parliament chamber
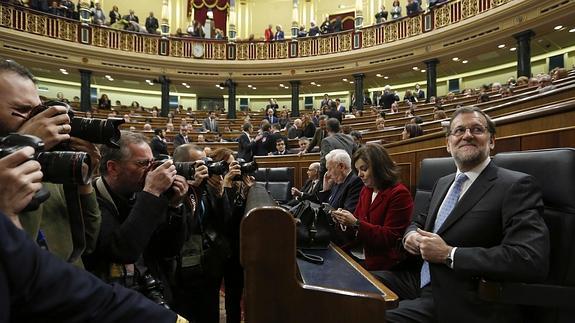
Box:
[0,0,574,322]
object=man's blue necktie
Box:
[420,173,469,287]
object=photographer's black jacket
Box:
[0,211,182,323]
[84,177,182,292]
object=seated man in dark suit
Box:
[287,162,321,205]
[271,137,289,155]
[150,128,169,158]
[173,126,189,149]
[377,107,550,323]
[202,110,219,133]
[318,149,363,213]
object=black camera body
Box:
[155,155,228,181]
[0,133,92,185]
[233,158,258,181]
[30,100,125,148]
[138,273,170,309]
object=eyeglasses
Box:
[449,125,488,137]
[123,159,154,168]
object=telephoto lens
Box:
[203,157,229,176]
[37,151,92,185]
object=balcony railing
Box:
[0,0,511,61]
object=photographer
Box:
[170,144,252,323]
[84,131,188,307]
[0,59,101,266]
[0,143,189,323]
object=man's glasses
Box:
[449,125,488,137]
[123,159,154,168]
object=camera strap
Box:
[63,184,86,263]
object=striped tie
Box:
[420,173,468,288]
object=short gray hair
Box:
[99,131,148,175]
[325,149,351,169]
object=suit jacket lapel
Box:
[436,162,498,235]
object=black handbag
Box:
[290,200,332,250]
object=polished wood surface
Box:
[240,185,396,323]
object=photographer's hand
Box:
[223,161,240,188]
[168,175,188,207]
[18,105,71,150]
[0,147,43,227]
[207,175,224,197]
[144,160,177,197]
[188,163,208,187]
[69,137,101,194]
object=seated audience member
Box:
[197,134,206,143]
[303,115,327,154]
[213,132,227,143]
[331,144,413,270]
[270,137,289,155]
[318,149,363,212]
[433,110,448,120]
[288,162,321,205]
[143,123,152,131]
[278,110,290,129]
[491,82,502,92]
[0,147,189,323]
[477,93,490,103]
[350,130,364,148]
[527,77,539,87]
[551,67,568,81]
[297,25,308,37]
[319,118,357,178]
[150,128,169,157]
[166,123,175,132]
[377,106,549,323]
[287,118,303,139]
[404,90,417,103]
[302,114,316,138]
[376,118,386,130]
[173,126,190,149]
[402,123,424,139]
[500,87,513,98]
[390,102,400,114]
[516,75,529,86]
[298,137,310,153]
[538,74,555,93]
[406,0,421,16]
[84,132,188,308]
[263,108,278,124]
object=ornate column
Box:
[355,0,364,29]
[424,58,439,101]
[513,30,535,78]
[353,73,365,110]
[159,75,170,117]
[228,0,237,40]
[290,80,301,117]
[225,79,237,119]
[79,69,91,112]
[292,0,299,37]
[160,0,169,36]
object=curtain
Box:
[188,0,229,35]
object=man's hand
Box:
[0,147,43,225]
[223,161,241,188]
[69,137,101,194]
[322,173,334,191]
[404,231,423,255]
[168,175,189,207]
[207,175,224,197]
[188,162,208,187]
[291,187,302,197]
[18,105,71,150]
[143,160,176,197]
[417,228,452,263]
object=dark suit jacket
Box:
[150,136,168,157]
[407,162,549,323]
[379,92,399,109]
[318,172,363,212]
[0,212,179,323]
[263,116,278,124]
[252,131,275,156]
[237,132,254,161]
[300,179,320,203]
[326,109,343,122]
[145,16,159,33]
[306,128,327,153]
[319,133,356,174]
[202,118,219,132]
[173,134,188,149]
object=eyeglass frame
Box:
[447,125,489,137]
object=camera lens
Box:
[174,161,196,180]
[37,151,92,185]
[70,117,125,148]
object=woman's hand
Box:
[331,208,357,227]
